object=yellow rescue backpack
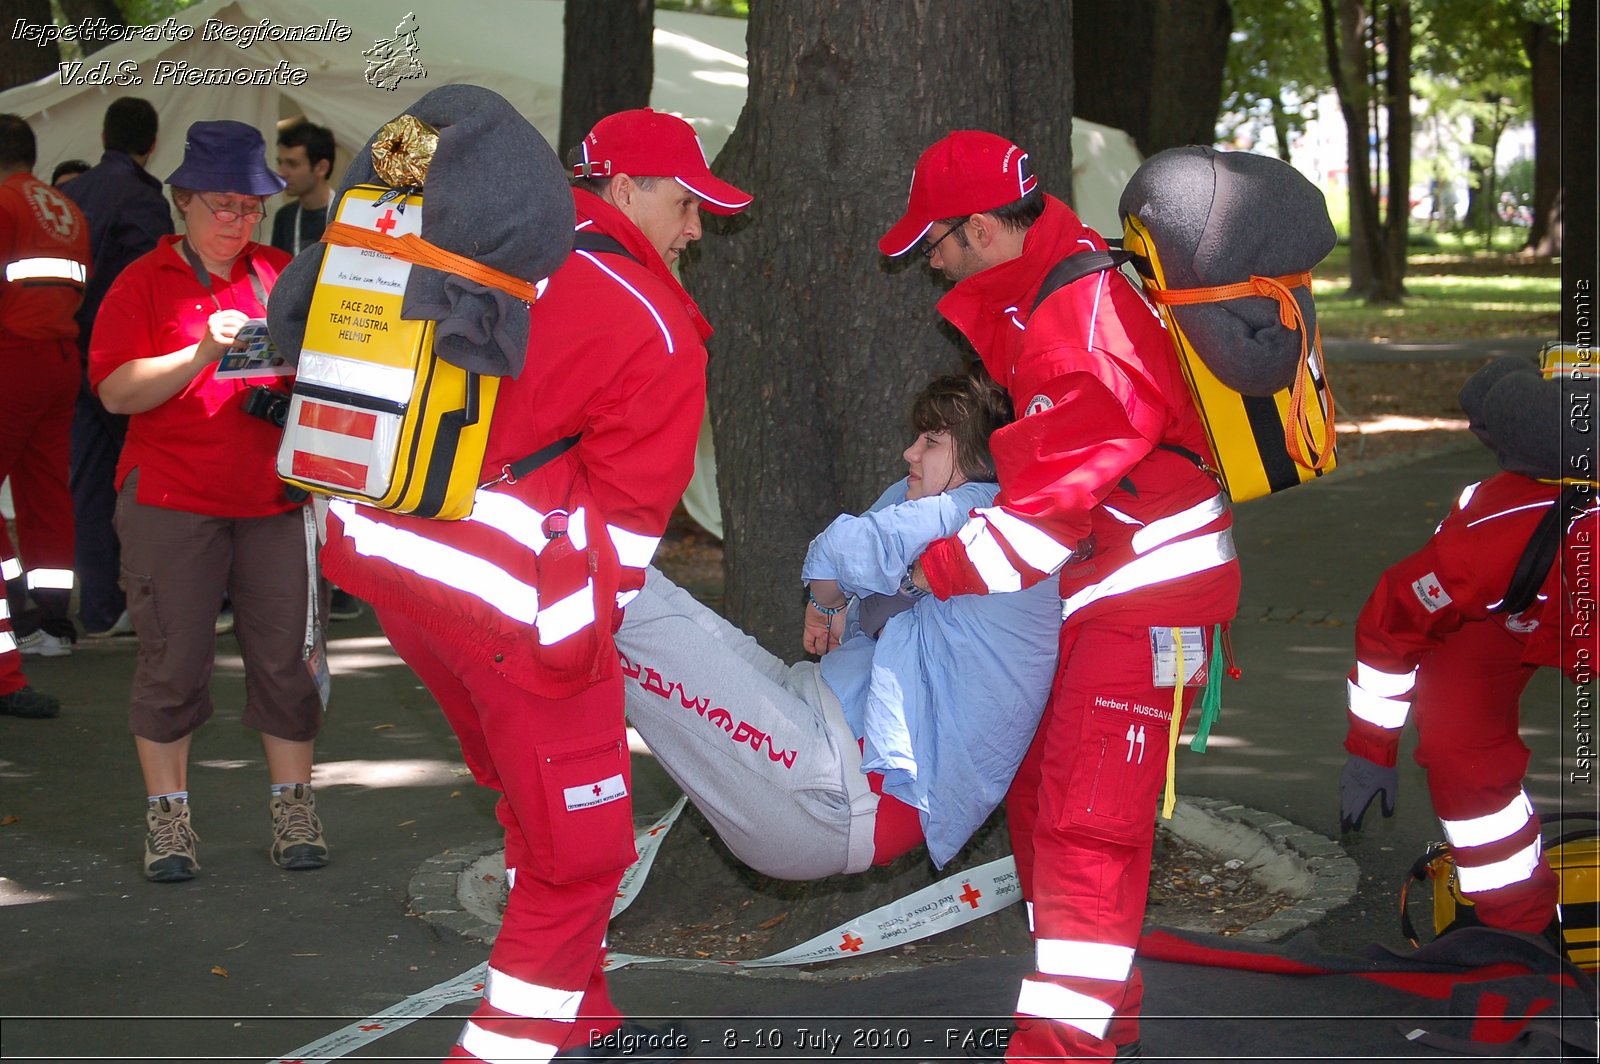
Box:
[275,184,497,521]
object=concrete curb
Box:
[408,797,1359,956]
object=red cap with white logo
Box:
[878,131,1037,256]
[574,108,753,216]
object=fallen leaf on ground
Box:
[211,965,228,978]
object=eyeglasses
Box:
[196,194,266,225]
[920,217,969,259]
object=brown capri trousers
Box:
[114,471,324,744]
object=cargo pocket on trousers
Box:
[1059,696,1170,845]
[536,731,638,884]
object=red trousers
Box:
[1006,621,1198,1061]
[380,609,636,1064]
[0,340,78,627]
[1412,618,1556,933]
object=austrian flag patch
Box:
[1411,571,1452,613]
[564,773,628,811]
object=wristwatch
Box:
[898,564,928,600]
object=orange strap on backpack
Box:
[1147,271,1336,472]
[320,221,541,305]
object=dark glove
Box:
[857,591,919,639]
[1339,755,1399,832]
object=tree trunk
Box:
[1378,0,1409,301]
[1523,16,1561,257]
[58,0,126,56]
[1462,108,1498,235]
[1561,0,1597,346]
[1074,0,1232,156]
[684,0,1073,655]
[1322,0,1405,304]
[1,0,59,92]
[558,0,655,160]
[1270,92,1293,164]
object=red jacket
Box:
[321,189,711,698]
[1345,472,1597,766]
[920,195,1239,629]
[0,171,90,346]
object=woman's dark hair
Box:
[910,367,1014,483]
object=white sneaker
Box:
[18,630,72,657]
[82,610,136,640]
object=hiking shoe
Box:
[82,610,135,640]
[0,685,61,719]
[18,630,71,657]
[270,784,329,870]
[328,589,364,622]
[144,797,199,882]
[557,1019,689,1060]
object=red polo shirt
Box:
[89,236,294,517]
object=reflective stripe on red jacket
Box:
[1345,472,1597,766]
[321,190,710,699]
[919,195,1239,628]
[0,172,90,345]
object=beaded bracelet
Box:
[806,588,846,616]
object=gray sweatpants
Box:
[616,567,879,879]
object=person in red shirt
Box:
[879,132,1239,1061]
[313,107,751,1063]
[1340,357,1597,944]
[0,113,91,660]
[90,121,328,884]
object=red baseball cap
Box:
[574,109,753,216]
[878,131,1037,256]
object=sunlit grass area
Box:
[1311,244,1561,341]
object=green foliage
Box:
[112,0,203,24]
[656,0,749,16]
[1220,0,1329,154]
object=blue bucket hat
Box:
[166,120,286,196]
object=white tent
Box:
[3,0,1141,535]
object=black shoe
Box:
[557,1020,688,1061]
[328,589,364,622]
[0,685,61,719]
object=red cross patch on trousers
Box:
[563,773,627,811]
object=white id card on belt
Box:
[1150,626,1207,687]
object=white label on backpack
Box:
[318,195,423,297]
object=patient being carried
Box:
[616,371,1061,879]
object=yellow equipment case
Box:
[1401,816,1600,972]
[275,184,497,521]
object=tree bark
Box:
[1561,0,1597,346]
[684,0,1073,655]
[1523,16,1560,257]
[1074,0,1232,156]
[558,0,655,160]
[1379,0,1409,299]
[1322,0,1406,304]
[1,0,59,92]
[58,0,126,56]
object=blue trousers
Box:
[70,376,127,633]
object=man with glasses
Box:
[879,131,1240,1061]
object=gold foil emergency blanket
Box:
[371,114,438,188]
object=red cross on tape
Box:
[648,825,667,836]
[472,982,485,992]
[959,883,983,909]
[839,932,864,952]
[375,208,399,235]
[359,1023,385,1031]
[592,783,603,796]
